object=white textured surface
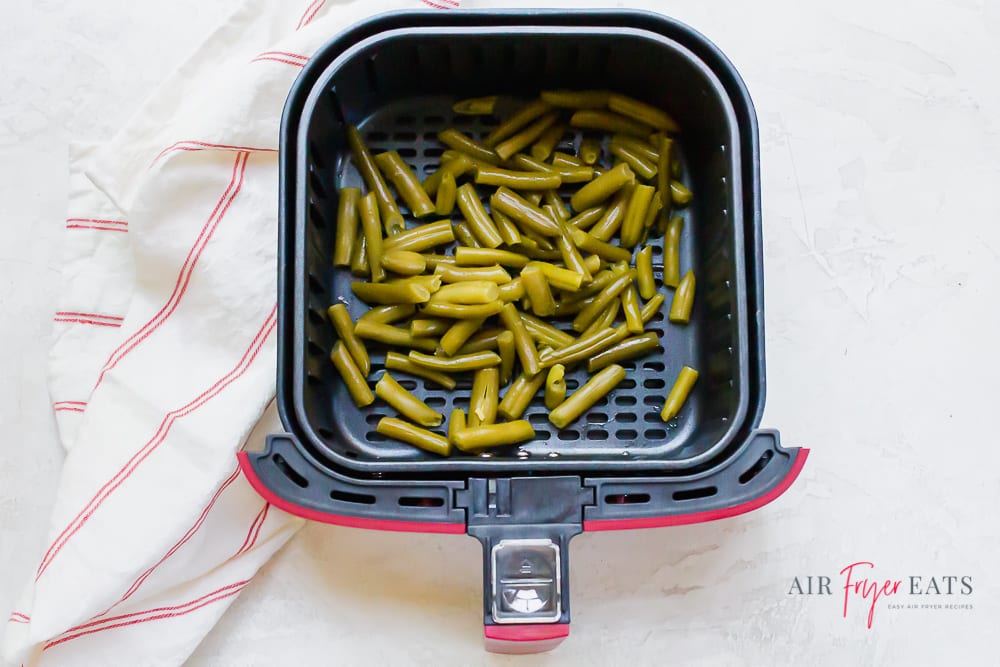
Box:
[2,1,999,665]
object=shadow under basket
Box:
[240,9,808,655]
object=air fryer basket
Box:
[240,10,807,654]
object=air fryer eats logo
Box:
[788,562,973,629]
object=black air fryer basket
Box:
[239,10,808,654]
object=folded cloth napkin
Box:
[3,1,461,664]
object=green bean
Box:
[551,151,584,168]
[351,281,429,305]
[588,184,633,241]
[670,181,693,207]
[583,253,603,275]
[334,188,360,267]
[567,205,607,231]
[431,281,500,305]
[492,209,522,246]
[358,304,416,324]
[581,300,619,339]
[518,312,574,349]
[588,332,660,373]
[497,277,525,302]
[376,417,450,456]
[545,364,567,409]
[608,292,666,347]
[420,254,456,271]
[569,228,632,263]
[569,110,652,140]
[663,216,684,287]
[498,372,546,420]
[495,111,560,161]
[350,235,369,277]
[390,274,442,293]
[347,127,405,235]
[434,263,512,284]
[669,270,696,324]
[635,246,657,300]
[609,142,657,180]
[579,135,602,165]
[385,351,457,390]
[408,349,501,373]
[422,153,474,197]
[549,363,626,429]
[421,300,504,320]
[381,249,426,276]
[621,284,644,334]
[373,150,436,218]
[453,420,534,451]
[469,367,500,427]
[543,190,570,221]
[474,165,562,191]
[607,93,680,133]
[383,219,455,253]
[509,154,595,183]
[570,163,635,212]
[330,341,374,407]
[620,184,655,248]
[524,190,545,206]
[661,366,698,422]
[572,271,633,332]
[457,328,505,354]
[499,303,541,377]
[359,191,386,282]
[564,269,615,304]
[484,99,553,147]
[454,183,502,248]
[453,95,497,115]
[553,225,592,282]
[642,190,663,230]
[540,327,617,369]
[410,318,451,338]
[521,265,556,317]
[522,228,556,251]
[452,220,482,248]
[437,317,485,356]
[438,128,501,165]
[455,247,529,268]
[354,320,437,352]
[435,171,457,216]
[515,239,562,260]
[449,408,466,445]
[612,134,659,163]
[327,304,370,376]
[540,89,610,108]
[531,123,565,161]
[490,187,561,237]
[657,135,674,211]
[375,372,443,427]
[497,330,516,386]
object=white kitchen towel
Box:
[2,0,466,665]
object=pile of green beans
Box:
[328,91,702,457]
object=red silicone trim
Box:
[237,452,465,534]
[583,448,809,532]
[484,624,569,654]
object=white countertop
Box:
[2,1,998,665]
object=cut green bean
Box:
[484,99,553,147]
[381,249,426,276]
[669,270,696,324]
[375,372,443,427]
[449,408,466,445]
[435,171,457,216]
[497,330,516,386]
[519,312,575,349]
[498,372,547,420]
[421,300,504,320]
[383,219,455,253]
[549,364,626,429]
[420,254,456,271]
[541,89,610,108]
[609,142,657,180]
[457,328,505,354]
[423,153,475,197]
[410,318,451,338]
[664,216,684,287]
[621,284,644,334]
[569,228,632,263]
[474,165,562,190]
[531,122,565,161]
[453,95,497,115]
[354,320,437,352]
[408,349,501,373]
[524,190,545,206]
[330,341,374,407]
[499,303,541,377]
[570,162,635,212]
[661,366,699,422]
[497,277,525,302]
[376,417,450,456]
[455,183,503,248]
[359,191,386,282]
[327,304,370,376]
[543,190,571,222]
[434,263,511,284]
[374,150,436,218]
[567,205,607,231]
[439,317,486,357]
[334,187,360,267]
[523,261,582,292]
[581,300,620,339]
[579,135,602,164]
[453,420,534,451]
[430,281,500,305]
[452,220,482,249]
[351,281,429,305]
[540,327,617,369]
[350,235,369,277]
[608,93,680,133]
[384,351,457,390]
[572,271,633,332]
[469,367,500,427]
[521,265,556,317]
[390,274,442,293]
[509,154,595,183]
[588,332,660,373]
[438,128,501,165]
[455,247,529,268]
[612,134,659,163]
[569,110,652,139]
[670,181,693,207]
[642,190,663,230]
[495,111,560,161]
[551,151,584,168]
[492,209,522,246]
[657,135,674,211]
[545,364,567,410]
[490,187,561,237]
[620,184,655,248]
[636,246,656,300]
[347,126,404,235]
[359,304,416,324]
[588,184,633,241]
